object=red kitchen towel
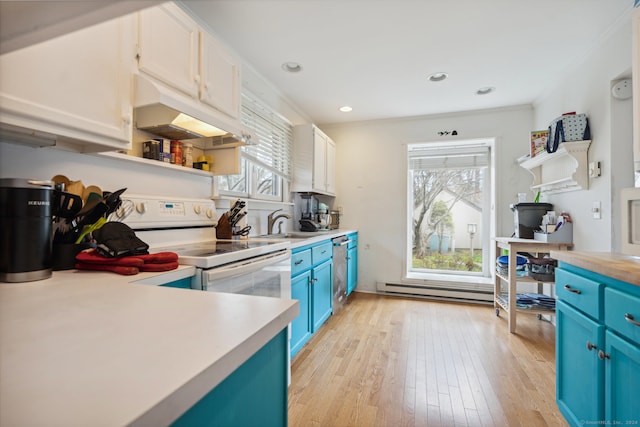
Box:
[75,263,139,275]
[76,249,144,267]
[135,252,179,264]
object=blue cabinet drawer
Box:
[605,287,640,344]
[312,241,332,265]
[291,249,312,276]
[556,268,604,320]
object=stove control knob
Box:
[206,208,213,219]
[136,202,147,214]
[193,205,202,215]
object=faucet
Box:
[267,209,292,235]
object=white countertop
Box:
[255,229,358,249]
[0,267,299,427]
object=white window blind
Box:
[241,92,293,179]
[409,143,489,171]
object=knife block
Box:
[216,212,232,240]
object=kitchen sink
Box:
[253,232,316,241]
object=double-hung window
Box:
[218,92,292,200]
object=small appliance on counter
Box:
[299,194,322,232]
[0,178,53,282]
[510,202,553,239]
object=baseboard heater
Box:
[377,281,493,304]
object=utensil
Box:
[229,210,246,226]
[82,185,102,205]
[52,189,83,219]
[234,225,251,237]
[75,217,107,244]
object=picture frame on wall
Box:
[530,130,549,158]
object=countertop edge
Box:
[550,250,640,287]
[131,302,299,427]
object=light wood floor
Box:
[288,292,568,427]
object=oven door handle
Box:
[203,251,290,282]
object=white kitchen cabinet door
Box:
[292,124,336,196]
[0,15,134,152]
[137,3,199,99]
[313,127,328,193]
[325,137,336,195]
[200,32,241,119]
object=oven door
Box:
[199,250,291,298]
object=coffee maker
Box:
[299,194,321,231]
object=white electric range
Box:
[113,194,291,297]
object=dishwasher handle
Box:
[333,239,353,247]
[204,250,290,282]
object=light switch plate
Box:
[592,201,601,219]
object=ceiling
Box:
[181,0,633,125]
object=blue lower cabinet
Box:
[290,239,335,357]
[312,259,333,331]
[172,328,288,427]
[290,271,312,357]
[346,232,358,295]
[605,330,640,423]
[160,277,192,289]
[556,300,605,425]
[556,262,640,426]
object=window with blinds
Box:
[218,92,293,200]
[241,93,292,179]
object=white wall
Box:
[321,106,533,293]
[532,15,633,252]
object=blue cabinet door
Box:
[605,330,640,423]
[312,259,332,332]
[556,300,605,427]
[346,246,358,295]
[172,329,288,427]
[290,270,312,358]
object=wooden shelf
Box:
[519,140,591,194]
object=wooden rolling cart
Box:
[494,237,572,333]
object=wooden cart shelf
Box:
[494,237,572,333]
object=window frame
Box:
[405,138,496,285]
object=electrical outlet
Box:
[589,161,601,178]
[592,201,601,219]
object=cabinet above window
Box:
[519,140,591,195]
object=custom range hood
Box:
[133,74,255,147]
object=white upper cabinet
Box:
[293,124,337,196]
[0,15,135,152]
[136,3,241,120]
[137,3,199,99]
[200,31,241,119]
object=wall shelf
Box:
[519,140,591,195]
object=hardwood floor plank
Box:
[288,292,567,427]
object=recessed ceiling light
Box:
[339,106,353,112]
[281,62,302,73]
[427,72,448,82]
[476,86,495,95]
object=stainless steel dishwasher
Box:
[332,235,350,314]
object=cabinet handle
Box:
[597,350,610,361]
[624,313,640,327]
[294,259,304,265]
[586,341,597,351]
[564,284,581,295]
[321,250,327,254]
